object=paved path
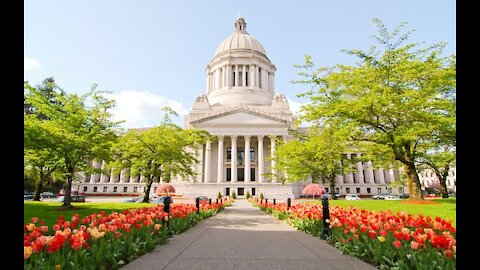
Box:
[122,199,376,270]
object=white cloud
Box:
[24,56,43,71]
[108,91,189,129]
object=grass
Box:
[305,198,456,227]
[24,201,155,230]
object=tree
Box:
[24,149,63,201]
[110,109,211,203]
[416,146,455,198]
[24,81,122,208]
[273,127,355,200]
[295,18,456,200]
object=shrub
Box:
[231,191,236,199]
[217,191,222,199]
[260,192,264,199]
[246,191,250,199]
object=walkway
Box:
[122,199,376,270]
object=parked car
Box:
[372,193,390,200]
[196,196,209,202]
[321,193,340,199]
[24,194,43,201]
[345,194,360,200]
[385,195,401,200]
[54,195,85,202]
[40,192,55,198]
[151,196,174,204]
[399,194,410,199]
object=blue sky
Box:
[24,0,455,128]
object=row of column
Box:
[337,153,397,184]
[206,64,274,92]
[84,161,157,184]
[202,135,280,183]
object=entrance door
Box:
[226,187,230,196]
[252,188,256,196]
[238,187,244,196]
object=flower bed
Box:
[250,198,456,269]
[24,199,233,270]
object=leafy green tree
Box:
[273,127,354,200]
[24,149,63,201]
[295,19,455,200]
[110,109,211,203]
[24,77,65,119]
[416,145,455,198]
[24,81,122,207]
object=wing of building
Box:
[73,17,456,199]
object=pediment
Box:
[190,109,289,127]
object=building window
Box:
[245,71,249,86]
[133,187,138,193]
[373,170,377,183]
[113,187,117,193]
[93,186,98,192]
[226,187,230,196]
[123,187,128,192]
[232,70,236,86]
[82,186,87,192]
[356,187,361,194]
[325,188,329,193]
[252,188,256,196]
[335,187,340,194]
[226,168,231,182]
[346,187,350,193]
[237,168,244,181]
[352,172,357,183]
[258,68,262,88]
[238,187,244,196]
[103,187,107,192]
[398,187,403,194]
[366,188,371,194]
[377,187,382,193]
[227,148,232,161]
[238,148,244,163]
[250,168,255,181]
[250,148,255,161]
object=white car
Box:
[385,195,400,200]
[345,194,360,200]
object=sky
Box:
[24,0,456,128]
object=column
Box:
[265,71,269,92]
[109,168,115,183]
[356,153,365,184]
[271,73,275,92]
[270,136,277,183]
[231,136,237,182]
[120,168,127,183]
[345,154,354,183]
[242,65,246,86]
[282,136,288,181]
[235,65,239,87]
[223,65,227,88]
[216,69,221,90]
[256,67,260,88]
[378,169,386,184]
[204,140,211,182]
[227,65,232,88]
[100,160,109,183]
[244,135,251,182]
[250,64,255,88]
[217,136,224,183]
[257,135,264,183]
[366,161,375,184]
[196,146,204,183]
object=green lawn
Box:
[305,198,456,227]
[24,201,155,230]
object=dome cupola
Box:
[205,17,276,106]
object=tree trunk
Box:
[33,171,44,201]
[142,177,153,203]
[403,163,424,200]
[63,166,74,207]
[329,177,337,200]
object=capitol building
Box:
[72,17,456,199]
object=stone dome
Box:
[213,17,267,57]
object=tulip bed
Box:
[250,198,456,270]
[24,199,232,270]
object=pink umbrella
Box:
[156,183,175,195]
[302,184,326,199]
